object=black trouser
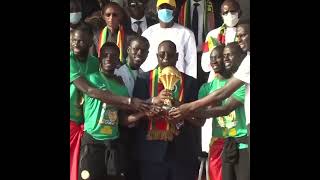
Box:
[78,132,124,180]
[222,136,250,180]
[139,160,198,180]
[119,127,140,180]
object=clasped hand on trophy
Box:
[145,89,177,120]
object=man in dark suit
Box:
[132,40,204,180]
[125,0,158,35]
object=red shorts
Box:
[70,120,84,180]
[208,138,224,180]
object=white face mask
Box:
[70,12,82,24]
[222,12,239,27]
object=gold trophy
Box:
[159,66,182,111]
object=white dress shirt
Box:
[190,0,204,52]
[234,52,250,125]
[141,23,198,79]
[131,16,148,34]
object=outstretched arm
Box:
[185,116,206,127]
[174,77,245,116]
[170,92,243,125]
[192,77,244,111]
[73,77,149,112]
[193,97,242,119]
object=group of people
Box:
[70,0,250,180]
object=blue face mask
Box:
[157,9,174,23]
[70,12,82,24]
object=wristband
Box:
[128,97,132,105]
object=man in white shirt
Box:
[125,0,158,35]
[140,0,198,79]
[178,0,215,85]
[201,0,241,82]
[114,35,150,97]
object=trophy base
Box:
[162,105,172,111]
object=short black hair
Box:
[128,34,150,48]
[237,23,250,34]
[126,0,147,4]
[72,22,94,39]
[221,0,241,11]
[211,44,225,55]
[158,40,176,52]
[225,42,244,55]
[100,42,120,56]
[70,0,81,9]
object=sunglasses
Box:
[129,2,144,7]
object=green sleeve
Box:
[70,53,81,83]
[85,72,129,97]
[198,83,209,99]
[231,84,246,103]
[85,72,103,89]
[83,72,102,101]
[87,56,100,74]
[120,86,129,97]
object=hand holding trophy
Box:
[159,66,182,110]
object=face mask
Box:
[158,9,174,23]
[70,12,82,24]
[222,12,239,27]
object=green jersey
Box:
[198,77,247,140]
[70,51,99,124]
[83,72,129,140]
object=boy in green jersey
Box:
[78,42,156,180]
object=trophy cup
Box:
[158,66,184,133]
[159,66,182,111]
